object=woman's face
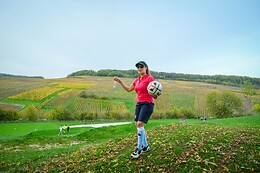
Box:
[136,65,147,75]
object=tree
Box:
[206,91,243,118]
[242,81,257,115]
[67,69,260,88]
[242,81,256,102]
[0,108,19,121]
[51,107,73,120]
[253,101,260,114]
[22,105,38,121]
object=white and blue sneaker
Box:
[142,146,150,152]
[131,148,142,158]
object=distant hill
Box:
[67,69,260,88]
[0,73,44,79]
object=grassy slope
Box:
[1,116,259,172]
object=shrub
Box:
[110,110,131,120]
[152,110,164,119]
[22,105,38,121]
[79,91,109,100]
[99,96,109,100]
[164,108,180,119]
[164,111,175,119]
[152,108,193,120]
[253,101,260,113]
[0,108,19,121]
[206,91,243,118]
[79,91,99,99]
[80,112,97,121]
[179,108,196,119]
[51,107,73,120]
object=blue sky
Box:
[0,0,259,78]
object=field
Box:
[0,76,260,172]
[1,76,259,120]
[0,116,259,172]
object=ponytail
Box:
[146,66,151,75]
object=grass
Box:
[171,94,195,110]
[0,116,259,172]
[0,98,40,107]
[0,121,124,140]
[208,115,260,127]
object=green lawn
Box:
[0,116,259,172]
[0,121,88,140]
[208,115,260,127]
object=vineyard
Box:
[8,87,63,101]
[0,76,259,121]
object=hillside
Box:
[0,116,259,172]
[1,76,260,121]
[67,69,260,88]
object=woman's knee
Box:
[136,121,144,128]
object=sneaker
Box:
[142,146,150,152]
[131,148,142,158]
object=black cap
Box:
[135,61,147,67]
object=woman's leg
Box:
[131,103,153,158]
[137,103,153,149]
[136,121,145,151]
[136,121,148,149]
[142,127,148,148]
[131,121,144,158]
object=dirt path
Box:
[69,122,132,128]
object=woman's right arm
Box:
[114,77,134,92]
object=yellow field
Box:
[8,87,63,101]
[0,78,49,99]
[50,81,94,89]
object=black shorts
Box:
[134,102,154,123]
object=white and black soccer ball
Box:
[147,81,162,96]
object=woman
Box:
[114,61,159,158]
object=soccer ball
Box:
[147,81,162,96]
